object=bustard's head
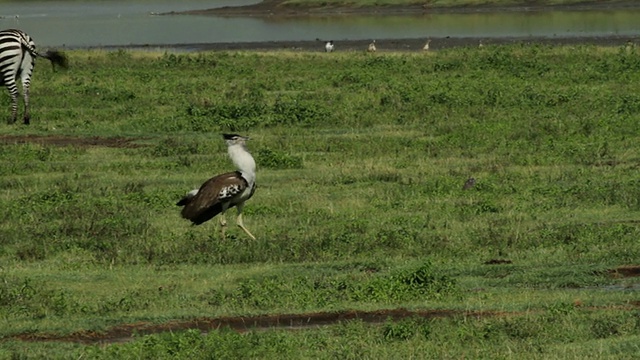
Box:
[223,133,255,181]
[223,133,249,147]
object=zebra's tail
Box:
[43,50,69,70]
[15,32,68,70]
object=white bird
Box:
[625,40,635,53]
[325,40,334,52]
[177,134,257,240]
[368,40,377,52]
[423,39,432,51]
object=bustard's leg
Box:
[218,212,228,240]
[235,203,256,240]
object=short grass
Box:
[0,43,640,358]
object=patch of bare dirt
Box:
[609,265,640,278]
[0,135,148,149]
[484,259,513,265]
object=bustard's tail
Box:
[176,189,198,206]
[177,190,224,225]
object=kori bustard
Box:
[177,134,257,240]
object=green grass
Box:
[0,43,640,358]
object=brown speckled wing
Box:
[181,171,247,223]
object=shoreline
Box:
[93,35,638,53]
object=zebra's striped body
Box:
[0,29,67,124]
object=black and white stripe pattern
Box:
[0,29,68,124]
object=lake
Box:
[1,0,639,48]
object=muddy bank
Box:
[101,35,637,53]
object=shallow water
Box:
[1,1,639,47]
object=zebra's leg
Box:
[6,84,18,124]
[20,55,34,125]
[21,76,32,125]
[22,86,30,125]
[9,95,18,124]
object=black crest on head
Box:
[222,134,240,140]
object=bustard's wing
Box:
[180,171,248,225]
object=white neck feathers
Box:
[228,143,256,185]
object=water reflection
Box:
[285,10,640,39]
[0,1,639,47]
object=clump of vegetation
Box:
[202,261,458,310]
[256,148,303,169]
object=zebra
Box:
[0,29,68,125]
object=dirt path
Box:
[3,265,639,345]
[0,135,148,148]
[9,308,506,345]
[8,304,640,345]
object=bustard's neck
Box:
[228,143,256,185]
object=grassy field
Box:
[0,43,639,358]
